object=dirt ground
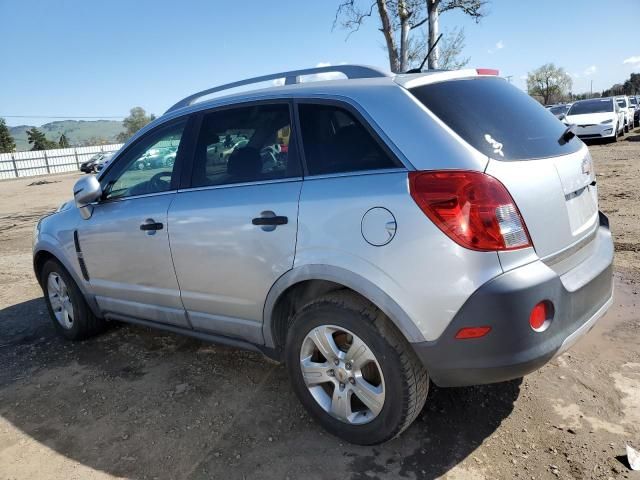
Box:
[0,130,639,480]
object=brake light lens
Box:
[476,68,500,76]
[408,171,532,251]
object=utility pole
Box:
[590,80,593,98]
[504,75,513,83]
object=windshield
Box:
[409,77,581,161]
[567,99,613,115]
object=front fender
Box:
[33,214,102,318]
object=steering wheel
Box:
[149,171,172,191]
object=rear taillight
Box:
[408,170,532,251]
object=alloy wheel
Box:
[299,325,385,425]
[47,272,74,329]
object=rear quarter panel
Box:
[295,171,504,342]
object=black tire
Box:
[610,124,619,143]
[40,259,106,341]
[285,291,428,445]
[624,122,629,133]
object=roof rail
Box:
[165,64,389,114]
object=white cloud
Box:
[272,62,347,86]
[300,62,347,82]
[488,41,504,54]
[623,56,640,66]
[488,40,504,55]
[583,65,597,76]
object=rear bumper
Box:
[413,212,614,387]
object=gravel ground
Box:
[0,129,639,480]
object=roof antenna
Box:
[405,33,443,74]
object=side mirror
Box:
[73,176,102,219]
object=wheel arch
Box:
[262,265,426,352]
[33,245,102,318]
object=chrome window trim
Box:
[95,189,178,205]
[177,177,303,194]
[302,167,407,181]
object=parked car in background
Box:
[94,153,114,172]
[629,95,639,126]
[615,96,634,131]
[564,98,624,141]
[547,104,571,119]
[80,153,105,173]
[34,65,613,445]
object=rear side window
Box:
[191,103,300,188]
[298,103,400,175]
[410,77,582,161]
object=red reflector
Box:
[408,171,532,251]
[476,68,499,76]
[529,301,552,331]
[455,326,491,339]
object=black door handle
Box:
[252,216,288,226]
[140,222,164,231]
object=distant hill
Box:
[9,120,124,151]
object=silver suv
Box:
[33,65,614,445]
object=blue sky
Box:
[1,0,639,126]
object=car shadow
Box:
[0,298,520,479]
[624,132,640,142]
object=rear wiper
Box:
[558,124,577,145]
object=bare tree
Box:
[334,0,487,72]
[425,0,487,68]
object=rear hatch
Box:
[407,76,598,260]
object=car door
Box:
[78,118,192,328]
[168,102,302,343]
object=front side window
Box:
[191,103,299,188]
[297,103,399,175]
[103,120,186,200]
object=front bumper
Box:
[575,123,616,139]
[412,212,614,387]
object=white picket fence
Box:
[0,143,124,180]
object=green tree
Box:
[27,127,58,151]
[117,107,156,142]
[58,133,70,148]
[0,118,16,153]
[527,63,572,105]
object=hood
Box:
[565,111,616,125]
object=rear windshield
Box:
[568,99,614,115]
[409,77,581,161]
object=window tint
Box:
[191,104,299,188]
[298,103,399,175]
[410,77,582,161]
[103,120,185,200]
